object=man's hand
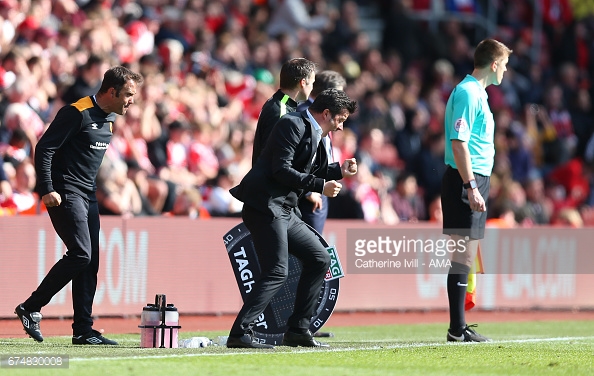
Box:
[42,192,62,208]
[341,158,357,177]
[468,188,486,212]
[323,180,342,197]
[306,192,323,211]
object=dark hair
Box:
[97,66,144,95]
[279,58,316,89]
[396,171,415,185]
[83,54,105,71]
[474,39,513,69]
[309,88,357,116]
[311,70,347,97]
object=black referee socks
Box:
[447,262,471,331]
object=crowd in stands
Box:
[1,0,594,227]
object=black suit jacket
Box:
[231,110,342,217]
[252,90,297,166]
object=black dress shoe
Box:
[282,330,329,347]
[226,334,274,349]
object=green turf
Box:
[1,321,593,375]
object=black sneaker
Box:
[447,324,491,342]
[72,329,118,345]
[14,304,43,342]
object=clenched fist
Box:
[42,192,62,208]
[323,180,342,197]
[341,158,357,177]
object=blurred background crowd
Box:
[0,0,593,227]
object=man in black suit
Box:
[252,58,317,166]
[297,70,347,235]
[227,89,358,349]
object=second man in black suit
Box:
[227,89,358,349]
[252,58,317,166]
[297,70,347,234]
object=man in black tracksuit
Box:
[251,58,317,166]
[15,66,143,345]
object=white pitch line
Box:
[71,336,594,363]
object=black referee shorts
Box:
[441,166,490,239]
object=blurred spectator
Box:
[357,90,395,137]
[552,207,583,228]
[446,33,474,79]
[0,159,13,204]
[410,131,447,208]
[2,74,45,159]
[166,185,209,219]
[26,55,57,123]
[188,123,220,187]
[505,127,533,184]
[322,0,360,61]
[330,127,357,164]
[545,179,570,215]
[9,157,45,214]
[96,156,144,217]
[3,127,30,165]
[159,119,205,188]
[548,157,590,208]
[109,111,173,215]
[557,62,581,108]
[158,38,185,83]
[360,48,395,89]
[203,167,243,217]
[382,80,407,133]
[523,105,556,173]
[579,205,594,227]
[381,0,428,70]
[431,59,456,104]
[569,88,593,159]
[427,194,443,223]
[356,127,401,181]
[118,104,159,174]
[60,54,109,105]
[541,83,576,166]
[394,105,430,167]
[490,179,528,223]
[125,20,155,61]
[266,0,330,39]
[154,6,189,52]
[522,172,554,225]
[486,199,519,228]
[0,67,16,94]
[390,171,426,222]
[345,162,383,223]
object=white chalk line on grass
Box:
[70,336,594,363]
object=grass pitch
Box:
[1,320,593,375]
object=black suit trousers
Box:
[24,191,99,335]
[230,204,331,335]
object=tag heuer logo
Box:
[324,246,345,281]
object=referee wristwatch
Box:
[463,179,477,190]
